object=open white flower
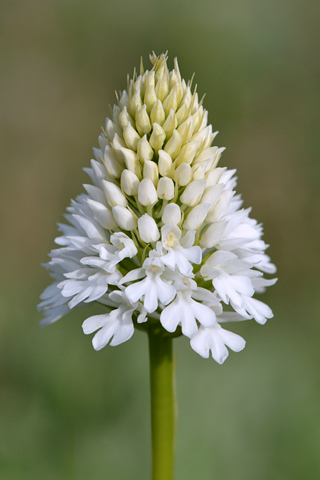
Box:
[39,53,276,363]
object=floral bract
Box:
[39,53,276,364]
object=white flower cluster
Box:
[39,53,277,364]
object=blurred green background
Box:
[1,0,320,478]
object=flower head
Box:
[39,53,277,363]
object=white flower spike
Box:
[39,53,277,364]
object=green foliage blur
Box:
[1,0,319,478]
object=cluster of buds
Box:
[39,53,276,364]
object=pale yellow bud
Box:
[137,135,154,162]
[121,169,140,196]
[174,162,192,186]
[157,177,174,200]
[111,133,127,161]
[118,106,134,129]
[175,142,198,166]
[130,89,143,116]
[149,123,166,151]
[162,83,182,116]
[164,129,182,159]
[144,85,157,113]
[120,147,141,178]
[162,109,177,139]
[119,90,129,109]
[143,160,159,185]
[123,123,140,151]
[105,119,122,142]
[177,116,194,144]
[158,150,173,177]
[175,103,189,126]
[150,100,165,125]
[136,105,152,135]
[155,75,169,102]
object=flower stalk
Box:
[148,328,175,480]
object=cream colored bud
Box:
[177,116,194,144]
[145,70,155,89]
[180,179,206,206]
[112,206,137,231]
[157,177,174,200]
[175,103,189,126]
[150,100,165,125]
[149,123,166,151]
[138,214,160,243]
[175,142,198,167]
[169,69,179,90]
[162,83,181,116]
[137,135,154,162]
[105,119,122,142]
[111,133,127,158]
[143,160,158,185]
[121,169,140,196]
[138,178,158,206]
[104,145,123,179]
[136,105,152,135]
[144,85,157,113]
[118,106,134,129]
[162,109,177,139]
[174,162,192,186]
[183,203,210,230]
[120,147,141,178]
[119,90,129,109]
[123,123,140,151]
[158,150,173,177]
[164,129,182,160]
[162,203,181,225]
[155,75,169,102]
[102,180,128,208]
[130,89,143,116]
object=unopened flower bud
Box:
[137,135,153,162]
[164,129,182,159]
[149,123,166,151]
[162,203,181,225]
[104,145,123,179]
[138,214,160,243]
[180,179,206,206]
[150,100,165,125]
[157,177,174,200]
[136,105,152,135]
[112,206,137,230]
[123,123,140,151]
[103,180,128,207]
[120,169,140,196]
[162,109,177,138]
[174,162,192,186]
[138,178,158,205]
[143,160,159,185]
[158,150,173,177]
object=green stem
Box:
[148,329,176,480]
